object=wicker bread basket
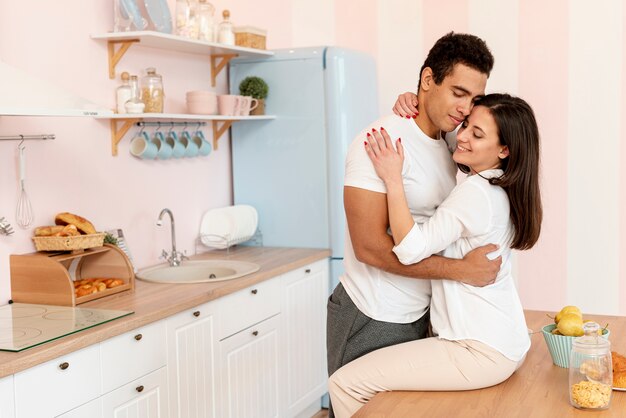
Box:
[32,233,106,251]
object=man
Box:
[327,32,498,414]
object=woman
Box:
[328,93,542,417]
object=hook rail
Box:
[135,122,207,128]
[0,134,56,141]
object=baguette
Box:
[34,225,65,237]
[55,212,97,235]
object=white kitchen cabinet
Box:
[216,277,281,340]
[14,344,101,418]
[218,314,282,418]
[100,320,167,393]
[56,398,103,418]
[101,367,168,418]
[0,375,15,418]
[281,260,329,417]
[165,302,217,418]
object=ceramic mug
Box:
[166,131,185,158]
[180,131,199,157]
[217,94,241,116]
[151,131,173,160]
[238,96,259,116]
[129,131,158,159]
[192,130,212,156]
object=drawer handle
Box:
[136,385,144,393]
[305,269,311,273]
[59,362,69,370]
[252,330,259,336]
[251,289,258,295]
[134,334,143,341]
[193,311,201,317]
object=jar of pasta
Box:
[569,321,613,410]
[141,67,165,113]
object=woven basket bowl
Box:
[32,233,105,251]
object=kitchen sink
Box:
[136,260,261,284]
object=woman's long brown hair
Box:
[458,93,542,250]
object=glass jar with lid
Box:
[141,67,165,113]
[175,0,199,38]
[569,321,613,410]
[196,0,215,42]
[125,75,145,114]
[217,9,235,45]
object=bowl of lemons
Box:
[542,305,610,368]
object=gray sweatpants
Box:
[326,283,429,417]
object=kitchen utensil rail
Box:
[136,121,206,128]
[0,134,55,141]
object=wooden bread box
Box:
[10,244,134,307]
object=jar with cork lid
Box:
[115,72,132,114]
[217,9,235,45]
[140,67,165,113]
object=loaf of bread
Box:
[34,225,65,237]
[56,224,80,237]
[74,277,125,298]
[55,212,97,235]
[613,351,626,388]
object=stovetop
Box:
[0,303,133,352]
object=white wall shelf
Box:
[91,31,273,83]
[99,115,275,155]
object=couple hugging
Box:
[327,32,542,418]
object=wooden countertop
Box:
[353,310,626,418]
[0,246,330,378]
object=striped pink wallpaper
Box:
[517,0,569,311]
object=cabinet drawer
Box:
[14,344,101,418]
[0,375,15,418]
[217,277,281,340]
[100,320,166,393]
[101,367,168,417]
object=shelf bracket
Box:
[210,54,238,87]
[212,120,234,150]
[107,40,140,79]
[110,118,140,156]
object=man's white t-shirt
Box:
[393,169,530,361]
[341,114,458,323]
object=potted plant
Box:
[239,76,268,115]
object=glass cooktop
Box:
[0,303,133,352]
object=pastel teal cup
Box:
[192,130,212,156]
[152,131,173,160]
[129,131,158,159]
[180,131,199,158]
[166,131,185,158]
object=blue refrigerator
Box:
[229,47,379,293]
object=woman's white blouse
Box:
[393,169,530,361]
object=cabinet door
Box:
[14,344,101,418]
[56,398,102,418]
[166,302,217,418]
[281,260,329,417]
[218,315,281,418]
[100,320,167,393]
[101,367,168,418]
[0,375,15,418]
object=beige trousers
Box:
[328,338,522,418]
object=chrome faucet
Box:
[157,208,187,267]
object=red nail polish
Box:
[413,114,418,118]
[398,138,402,143]
[380,127,385,131]
[371,128,375,132]
[366,132,371,137]
[405,115,410,119]
[363,141,368,146]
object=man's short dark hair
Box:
[418,32,494,91]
